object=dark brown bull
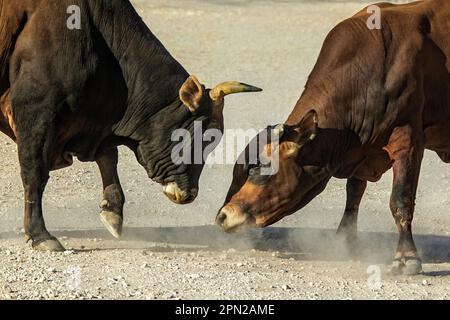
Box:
[217,0,450,275]
[0,0,261,251]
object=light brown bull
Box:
[217,0,450,275]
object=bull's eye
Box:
[248,159,272,174]
[248,165,260,176]
[248,161,262,174]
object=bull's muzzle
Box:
[163,182,198,204]
[216,204,256,233]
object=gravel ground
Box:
[1,234,449,300]
[0,0,449,300]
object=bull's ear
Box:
[295,109,318,144]
[179,75,205,113]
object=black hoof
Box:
[336,229,359,256]
[100,210,123,239]
[32,238,66,252]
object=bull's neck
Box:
[286,87,362,175]
[89,0,193,178]
[285,84,346,129]
[91,0,189,114]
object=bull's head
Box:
[216,110,332,232]
[137,75,261,204]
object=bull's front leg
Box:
[387,126,424,275]
[336,177,367,247]
[17,118,65,252]
[96,147,125,238]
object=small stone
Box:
[3,285,13,294]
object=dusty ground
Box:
[0,0,449,300]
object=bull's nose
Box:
[163,182,198,204]
[216,204,255,233]
[215,211,228,226]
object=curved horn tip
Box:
[241,83,263,92]
[209,81,263,101]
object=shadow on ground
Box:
[2,226,449,265]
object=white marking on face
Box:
[163,182,187,202]
[163,182,198,203]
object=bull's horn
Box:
[209,81,262,101]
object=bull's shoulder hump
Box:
[353,0,429,17]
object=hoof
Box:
[33,238,66,252]
[100,210,123,239]
[404,258,422,275]
[389,259,405,276]
[335,231,359,257]
[336,231,358,244]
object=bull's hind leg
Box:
[336,177,367,247]
[96,147,125,238]
[386,126,424,275]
